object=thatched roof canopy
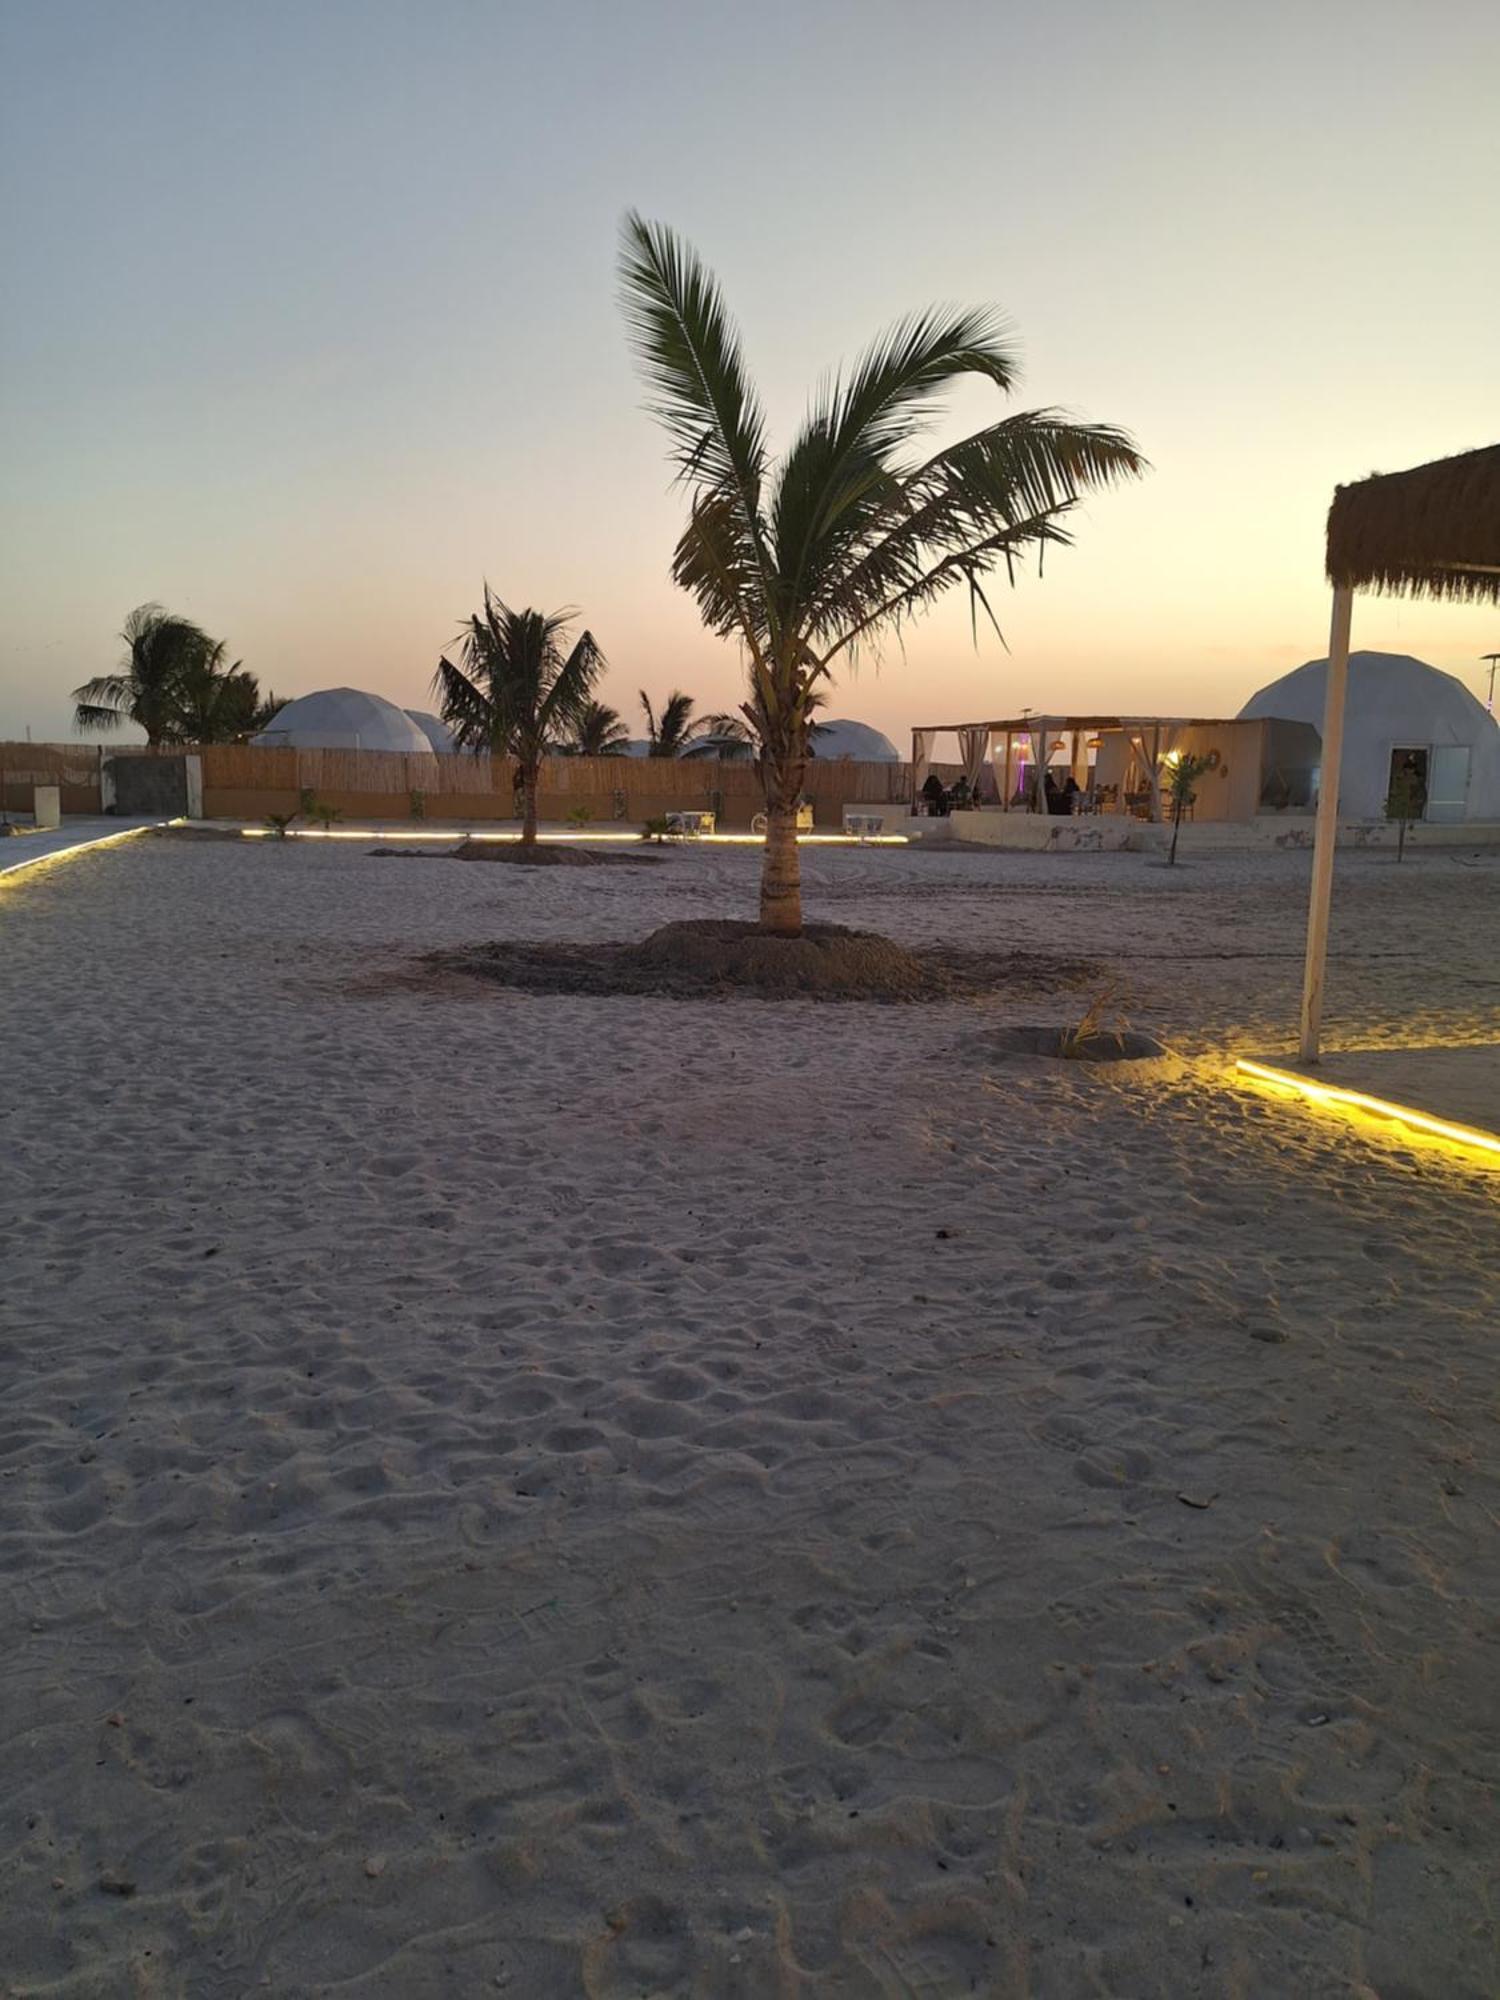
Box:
[1326,444,1500,603]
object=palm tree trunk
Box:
[758,753,805,934]
[521,760,539,845]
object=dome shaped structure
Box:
[808,718,900,761]
[1239,652,1500,822]
[251,688,433,754]
[404,709,458,754]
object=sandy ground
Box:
[1,832,1497,1999]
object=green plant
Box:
[1385,764,1423,861]
[409,787,427,821]
[298,789,342,832]
[566,802,593,829]
[640,815,675,843]
[1059,986,1128,1059]
[264,811,297,839]
[619,214,1144,933]
[434,592,604,845]
[1165,753,1210,865]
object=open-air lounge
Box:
[909,713,1317,824]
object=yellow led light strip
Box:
[1236,1057,1500,1160]
[0,821,171,881]
[237,826,909,846]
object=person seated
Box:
[920,771,948,816]
[1061,774,1083,813]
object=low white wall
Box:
[939,810,1500,853]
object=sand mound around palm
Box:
[426,918,1098,1003]
[450,840,664,867]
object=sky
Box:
[1,0,1496,746]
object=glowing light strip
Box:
[0,821,171,881]
[235,826,909,847]
[1236,1058,1500,1160]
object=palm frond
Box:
[535,629,604,741]
[71,697,130,733]
[433,654,496,753]
[810,412,1146,661]
[769,309,1017,627]
[567,700,631,756]
[619,213,775,638]
[669,492,772,652]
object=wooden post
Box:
[1299,585,1354,1063]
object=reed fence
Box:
[194,744,912,829]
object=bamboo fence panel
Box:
[0,742,105,813]
[167,744,912,826]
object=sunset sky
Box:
[2,0,1496,745]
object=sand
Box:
[1,833,1497,1997]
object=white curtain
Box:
[911,729,937,799]
[1027,722,1049,810]
[957,727,988,796]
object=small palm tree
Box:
[640,688,699,757]
[1166,753,1210,865]
[1385,760,1423,862]
[73,603,216,745]
[620,214,1146,932]
[565,699,631,757]
[435,590,604,843]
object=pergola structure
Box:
[910,715,1249,820]
[1300,444,1500,1060]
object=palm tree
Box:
[250,690,289,737]
[1166,752,1211,865]
[434,590,604,843]
[72,603,216,745]
[168,644,267,743]
[564,699,631,757]
[619,214,1147,933]
[639,688,699,757]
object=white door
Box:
[1427,746,1470,823]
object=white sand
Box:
[2,833,1497,1997]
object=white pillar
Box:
[1299,585,1354,1063]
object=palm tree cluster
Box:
[72,603,283,746]
[618,213,1146,931]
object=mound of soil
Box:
[450,840,664,867]
[425,919,1099,1004]
[982,1023,1170,1061]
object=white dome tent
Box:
[251,688,433,754]
[808,718,901,762]
[404,709,458,754]
[1239,651,1500,823]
